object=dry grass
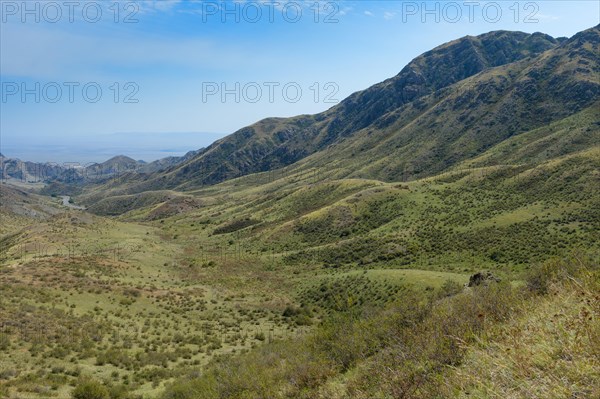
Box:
[444,268,600,399]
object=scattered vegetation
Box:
[160,255,599,398]
[1,25,598,399]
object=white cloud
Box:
[536,14,560,21]
[139,0,183,13]
[364,11,374,17]
[0,23,251,81]
[338,7,353,16]
[383,11,396,20]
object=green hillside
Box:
[0,25,598,399]
[76,26,599,210]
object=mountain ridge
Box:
[1,25,599,399]
[78,25,599,207]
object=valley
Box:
[1,24,599,399]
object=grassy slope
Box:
[1,26,598,399]
[126,143,599,272]
[75,26,597,206]
[0,197,313,398]
[447,283,599,398]
[158,256,599,399]
[2,137,597,398]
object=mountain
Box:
[87,155,139,174]
[295,25,600,180]
[0,156,67,183]
[0,150,203,188]
[137,149,203,173]
[86,153,205,176]
[1,26,599,399]
[79,27,598,205]
[0,155,138,184]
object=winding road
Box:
[61,196,86,210]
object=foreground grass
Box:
[445,257,600,398]
[159,254,598,399]
[1,146,598,398]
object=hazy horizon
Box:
[2,1,599,163]
[0,131,227,163]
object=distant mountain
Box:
[0,156,68,183]
[83,155,139,178]
[137,150,202,173]
[0,150,202,185]
[86,26,598,199]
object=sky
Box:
[1,0,599,163]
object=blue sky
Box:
[1,0,599,162]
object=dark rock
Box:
[468,271,501,287]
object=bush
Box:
[108,384,134,399]
[162,376,218,399]
[72,379,109,399]
[437,279,463,298]
[526,253,596,294]
[0,333,10,351]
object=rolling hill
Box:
[0,25,598,399]
[78,26,598,207]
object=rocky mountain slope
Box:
[79,26,598,205]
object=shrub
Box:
[437,279,463,298]
[0,333,10,351]
[72,379,110,399]
[526,253,596,294]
